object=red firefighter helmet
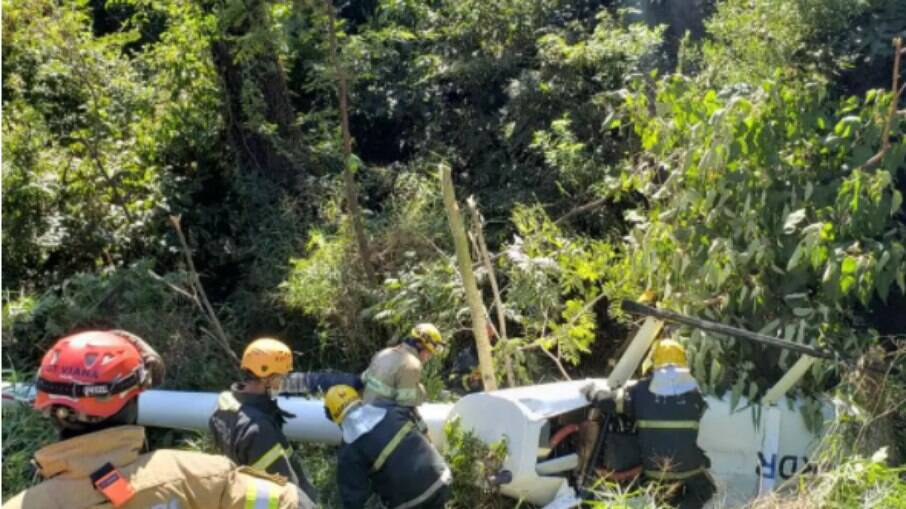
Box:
[34,331,146,419]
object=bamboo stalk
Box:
[440,164,498,390]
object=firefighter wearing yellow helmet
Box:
[361,323,444,409]
[324,385,451,509]
[209,338,317,499]
[583,338,715,509]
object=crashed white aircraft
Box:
[2,302,834,508]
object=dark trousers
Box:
[416,484,450,509]
[665,472,716,509]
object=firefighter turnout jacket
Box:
[2,425,313,509]
[594,366,715,508]
[337,404,451,509]
[600,372,710,479]
[361,344,426,407]
[209,385,317,498]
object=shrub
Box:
[443,417,512,509]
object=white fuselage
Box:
[1,380,831,508]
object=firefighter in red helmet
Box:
[3,330,314,509]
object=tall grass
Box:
[1,406,56,500]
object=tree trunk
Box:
[211,0,307,184]
[440,164,498,391]
[468,197,515,387]
[324,0,375,282]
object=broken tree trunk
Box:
[467,197,516,387]
[324,0,376,282]
[440,164,498,391]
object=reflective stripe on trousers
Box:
[643,466,705,481]
[636,420,699,430]
[244,478,279,509]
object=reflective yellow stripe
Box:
[644,466,705,480]
[268,485,279,509]
[245,479,277,509]
[371,421,415,472]
[364,374,396,398]
[615,388,625,414]
[251,443,286,471]
[244,481,257,509]
[637,420,699,430]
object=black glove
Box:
[580,381,613,403]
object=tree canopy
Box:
[3,0,905,500]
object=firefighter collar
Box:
[398,342,420,358]
[231,383,297,423]
[340,403,387,444]
[649,366,699,396]
[33,425,144,479]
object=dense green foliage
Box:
[3,0,905,503]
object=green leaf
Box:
[747,381,758,401]
[834,115,860,137]
[783,209,807,234]
[792,307,812,318]
[730,378,744,411]
[787,244,804,271]
[574,260,598,281]
[346,153,362,174]
[758,319,781,335]
[841,256,858,275]
[709,358,723,386]
[840,274,856,294]
[694,351,706,380]
[891,191,903,216]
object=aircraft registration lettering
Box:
[756,453,815,480]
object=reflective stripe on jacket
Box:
[1,426,313,509]
[337,406,450,509]
[361,344,426,407]
[209,385,316,499]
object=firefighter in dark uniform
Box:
[324,385,452,509]
[209,338,317,499]
[582,339,716,509]
[446,345,482,395]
